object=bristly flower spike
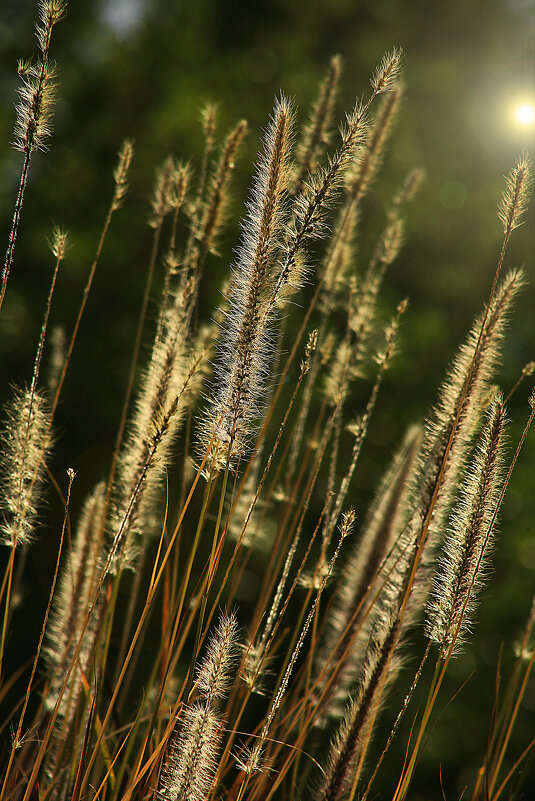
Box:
[2,1,67,312]
[13,2,67,155]
[195,119,248,258]
[198,94,294,471]
[370,47,403,94]
[149,156,179,229]
[498,155,531,234]
[13,59,58,155]
[426,393,506,654]
[112,139,135,211]
[0,388,51,549]
[294,54,342,192]
[43,482,106,725]
[158,613,239,801]
[36,1,67,55]
[195,611,239,704]
[272,48,402,311]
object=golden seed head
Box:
[112,138,135,210]
[49,224,68,260]
[498,155,532,234]
[370,47,403,94]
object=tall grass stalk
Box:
[0,26,533,801]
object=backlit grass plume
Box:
[198,95,294,471]
[426,392,506,654]
[293,54,342,193]
[13,0,66,156]
[2,1,67,310]
[158,613,238,801]
[0,387,51,549]
[44,482,106,718]
[316,424,422,719]
[0,30,533,801]
[498,155,531,235]
[394,268,524,606]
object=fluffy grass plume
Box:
[0,23,533,801]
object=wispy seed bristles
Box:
[411,269,523,557]
[36,1,66,53]
[13,59,58,154]
[44,482,106,719]
[159,703,222,801]
[159,614,239,801]
[426,393,506,652]
[195,119,248,255]
[198,95,294,469]
[196,611,239,703]
[294,54,342,191]
[370,47,403,94]
[498,155,532,234]
[150,156,185,228]
[112,138,135,211]
[48,224,68,260]
[1,387,51,548]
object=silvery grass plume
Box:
[379,269,525,627]
[0,387,51,548]
[111,138,135,212]
[149,157,190,232]
[110,121,246,572]
[2,1,67,314]
[198,95,294,472]
[404,156,530,582]
[110,329,204,571]
[314,605,402,801]
[42,484,106,783]
[315,70,402,305]
[498,155,531,235]
[426,392,506,654]
[273,48,401,311]
[199,50,401,475]
[293,54,342,193]
[1,228,64,549]
[375,274,519,632]
[313,270,523,774]
[344,80,402,204]
[416,271,520,532]
[316,424,422,720]
[158,612,238,801]
[110,160,212,571]
[169,116,247,308]
[12,0,66,156]
[193,119,249,262]
[44,483,106,719]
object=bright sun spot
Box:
[515,102,535,127]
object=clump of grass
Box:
[0,10,533,801]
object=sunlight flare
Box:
[515,102,535,127]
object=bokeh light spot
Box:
[515,102,535,127]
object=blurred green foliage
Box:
[1,0,534,797]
